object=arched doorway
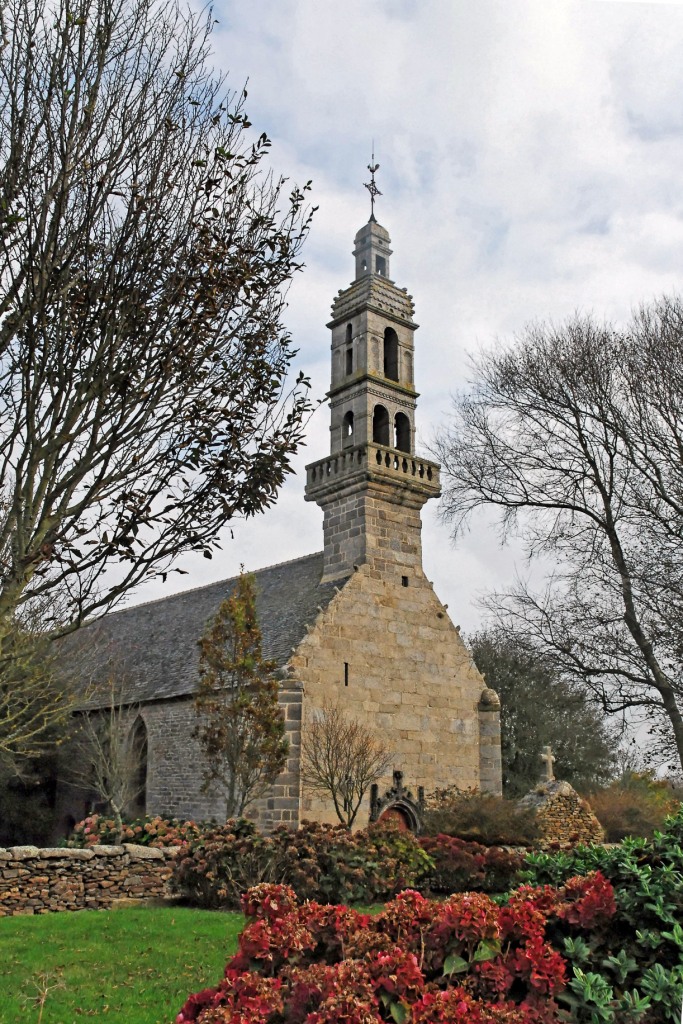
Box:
[370,771,425,833]
[378,806,411,831]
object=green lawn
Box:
[0,906,242,1024]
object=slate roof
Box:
[61,551,339,706]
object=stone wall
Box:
[0,844,176,916]
[57,682,303,834]
[292,562,494,827]
[519,780,605,846]
[249,679,303,830]
[315,483,427,583]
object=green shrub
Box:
[423,786,539,846]
[172,819,284,909]
[522,806,683,1021]
[172,819,433,909]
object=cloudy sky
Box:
[133,0,683,632]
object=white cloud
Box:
[128,0,683,635]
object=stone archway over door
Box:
[370,770,425,833]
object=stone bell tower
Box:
[305,192,441,582]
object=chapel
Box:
[58,201,502,833]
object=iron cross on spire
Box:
[364,147,382,222]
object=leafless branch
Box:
[436,298,683,770]
[300,703,393,828]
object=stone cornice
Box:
[328,276,417,328]
[328,373,418,403]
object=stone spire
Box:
[304,211,441,582]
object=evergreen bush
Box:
[521,806,683,1020]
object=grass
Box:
[0,905,242,1024]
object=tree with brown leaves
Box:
[0,0,313,760]
[193,573,288,820]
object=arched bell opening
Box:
[383,328,399,382]
[342,410,354,447]
[372,405,390,446]
[395,413,411,453]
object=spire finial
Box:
[364,144,382,222]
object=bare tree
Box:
[68,678,146,839]
[0,0,313,661]
[300,704,393,827]
[436,297,683,771]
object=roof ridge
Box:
[102,550,324,619]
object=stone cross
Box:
[540,744,556,782]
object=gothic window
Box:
[346,323,353,343]
[383,328,399,382]
[395,413,411,453]
[343,410,354,446]
[372,404,390,446]
[128,716,148,817]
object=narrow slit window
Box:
[345,347,353,375]
[344,662,349,686]
[402,576,409,588]
[383,328,399,381]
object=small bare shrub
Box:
[588,773,679,841]
[423,786,539,846]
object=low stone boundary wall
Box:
[0,844,178,916]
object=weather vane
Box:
[364,146,382,221]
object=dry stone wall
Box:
[0,844,176,916]
[519,780,605,846]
